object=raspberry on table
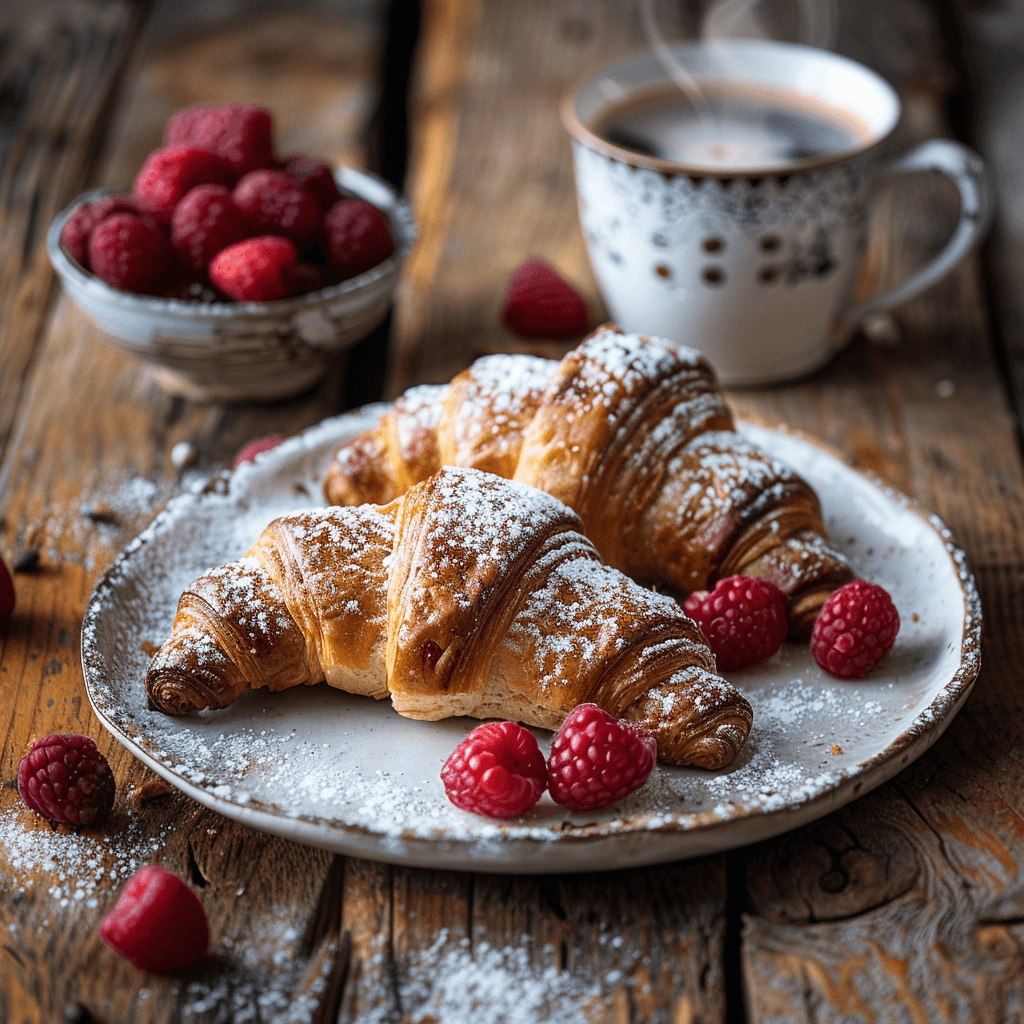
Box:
[324,198,396,280]
[17,733,115,826]
[547,704,656,812]
[166,102,274,178]
[0,557,14,630]
[810,579,900,679]
[282,154,342,210]
[134,146,235,224]
[170,184,252,271]
[501,258,588,339]
[88,213,173,293]
[232,169,322,241]
[98,864,209,975]
[441,721,547,818]
[60,195,153,269]
[234,434,287,466]
[209,236,299,302]
[683,576,789,671]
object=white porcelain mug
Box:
[563,39,992,386]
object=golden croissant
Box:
[324,325,853,636]
[147,466,752,769]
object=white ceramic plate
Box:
[82,410,981,873]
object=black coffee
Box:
[593,84,869,170]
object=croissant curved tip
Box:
[146,667,213,716]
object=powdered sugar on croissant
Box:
[147,467,752,769]
[324,326,852,635]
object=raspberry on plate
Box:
[170,184,252,271]
[234,434,287,466]
[133,145,235,224]
[547,704,656,812]
[17,733,115,826]
[232,169,322,241]
[501,258,588,339]
[683,576,789,671]
[282,154,342,210]
[166,102,274,179]
[324,198,396,280]
[811,579,900,679]
[88,213,172,293]
[99,865,209,975]
[0,557,14,630]
[441,721,547,818]
[209,236,298,302]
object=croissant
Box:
[324,325,853,636]
[147,466,752,769]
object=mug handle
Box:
[841,139,993,329]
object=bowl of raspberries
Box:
[47,102,415,402]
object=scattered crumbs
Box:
[911,613,919,623]
[830,744,844,755]
[140,640,159,657]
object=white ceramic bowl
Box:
[47,167,416,402]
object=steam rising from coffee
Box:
[602,0,847,170]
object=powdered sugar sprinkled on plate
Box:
[80,409,981,873]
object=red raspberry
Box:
[88,213,172,293]
[133,146,235,224]
[683,576,789,671]
[0,557,14,630]
[547,704,656,812]
[170,184,252,271]
[324,199,396,280]
[145,257,213,300]
[166,102,274,178]
[441,721,547,818]
[232,170,322,241]
[293,261,330,294]
[234,434,287,466]
[282,154,342,210]
[60,195,152,269]
[209,236,298,302]
[99,865,209,975]
[502,258,588,339]
[17,733,115,826]
[810,579,900,679]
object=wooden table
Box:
[3,0,1023,1019]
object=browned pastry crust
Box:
[324,326,853,636]
[147,467,752,769]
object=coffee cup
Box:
[562,38,991,386]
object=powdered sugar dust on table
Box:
[81,409,981,873]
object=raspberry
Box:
[17,733,115,826]
[209,236,298,302]
[0,557,14,630]
[810,579,900,679]
[133,145,235,224]
[145,257,214,300]
[324,199,396,280]
[61,195,152,269]
[547,704,656,812]
[88,213,172,293]
[441,721,547,818]
[282,154,342,210]
[99,865,209,975]
[683,576,789,671]
[232,170,322,241]
[502,258,588,339]
[170,184,252,271]
[293,261,330,294]
[234,434,286,466]
[166,102,274,178]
